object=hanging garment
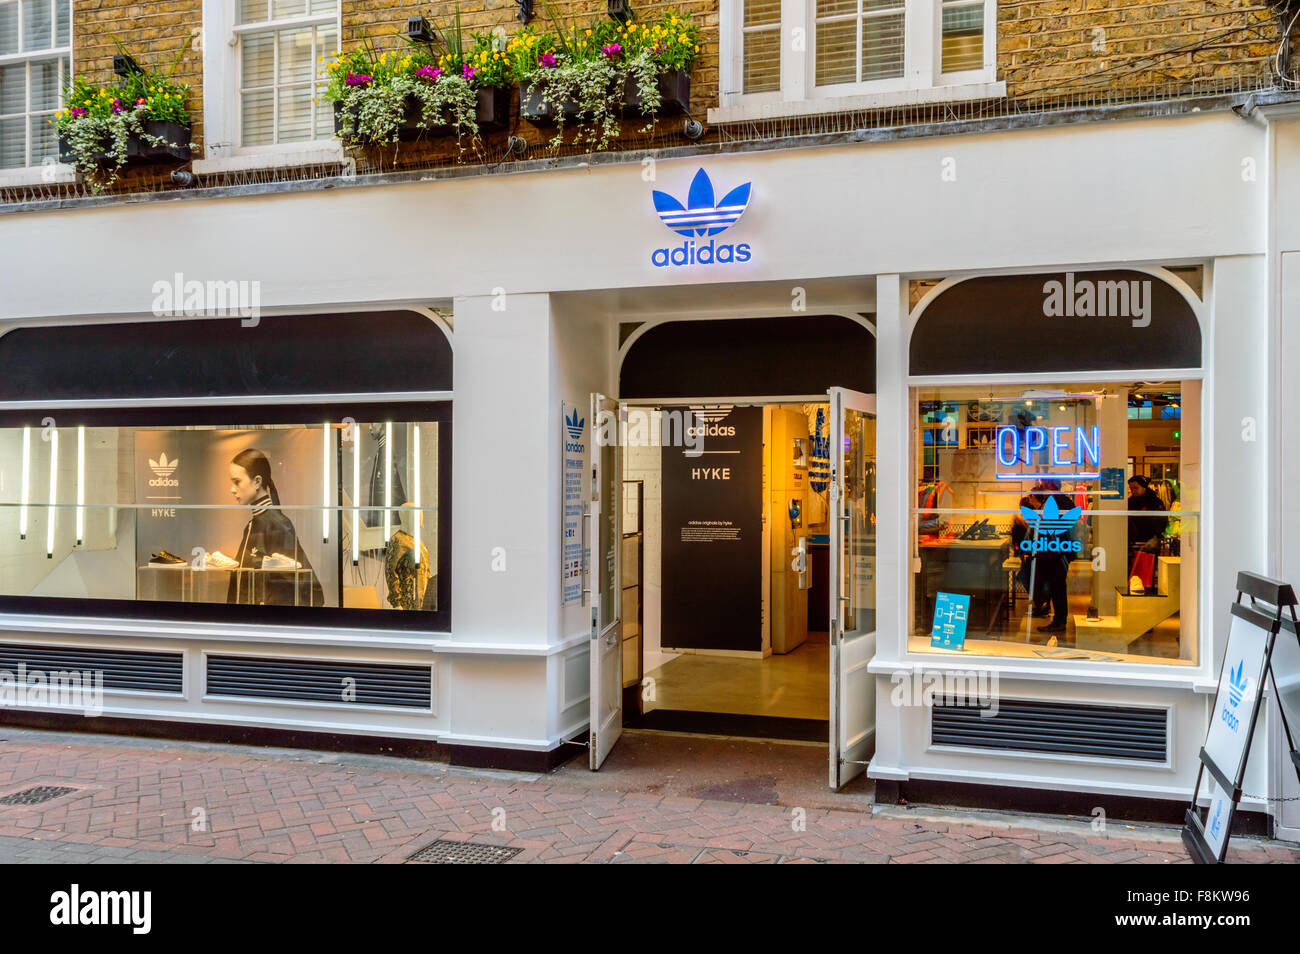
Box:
[364,423,409,528]
[809,407,831,495]
[384,530,431,610]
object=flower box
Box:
[622,68,690,116]
[57,120,192,166]
[334,87,511,142]
[518,83,582,126]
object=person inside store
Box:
[1010,494,1052,619]
[1029,479,1075,635]
[226,447,324,607]
[1126,474,1167,592]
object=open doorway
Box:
[618,402,834,741]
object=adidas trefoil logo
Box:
[148,452,179,488]
[650,168,754,268]
[565,408,585,442]
[653,168,752,236]
[1018,497,1083,553]
[1227,659,1248,708]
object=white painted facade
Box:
[2,101,1299,830]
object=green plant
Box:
[509,6,701,151]
[323,34,480,151]
[53,38,193,191]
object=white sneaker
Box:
[206,550,239,569]
[262,552,302,570]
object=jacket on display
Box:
[226,494,324,606]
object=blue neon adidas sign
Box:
[651,168,753,268]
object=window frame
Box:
[0,0,73,179]
[0,400,453,635]
[716,0,999,120]
[199,0,343,170]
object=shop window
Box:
[0,405,450,631]
[910,381,1199,665]
[0,0,71,169]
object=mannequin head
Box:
[230,448,280,506]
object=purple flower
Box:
[462,64,476,80]
[69,107,87,117]
[111,98,124,114]
[345,73,373,87]
[415,65,443,82]
[602,43,623,58]
[538,51,556,68]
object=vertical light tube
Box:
[383,421,393,543]
[46,428,58,558]
[322,422,330,544]
[412,426,420,566]
[19,426,30,539]
[351,425,360,565]
[75,425,85,545]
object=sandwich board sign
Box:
[1182,571,1299,863]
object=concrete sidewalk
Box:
[0,726,1293,864]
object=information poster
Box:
[561,402,585,606]
[930,592,970,650]
[1203,611,1269,778]
[661,405,762,651]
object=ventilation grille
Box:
[0,643,183,693]
[932,700,1167,762]
[206,655,432,709]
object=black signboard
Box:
[660,405,763,652]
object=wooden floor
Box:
[644,631,829,721]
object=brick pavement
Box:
[0,727,1294,864]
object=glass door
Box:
[828,387,877,789]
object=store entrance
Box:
[619,402,835,742]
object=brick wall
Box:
[72,0,204,147]
[35,0,1291,194]
[999,0,1281,95]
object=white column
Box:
[868,273,910,780]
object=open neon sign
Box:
[995,425,1100,480]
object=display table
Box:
[137,564,319,606]
[917,538,1010,633]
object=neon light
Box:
[46,428,58,558]
[412,427,420,567]
[994,424,1101,480]
[351,425,360,566]
[75,426,85,545]
[322,422,330,544]
[19,426,30,539]
[384,421,393,543]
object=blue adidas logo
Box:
[1019,497,1083,553]
[1227,659,1248,708]
[653,168,752,236]
[650,168,753,268]
[565,408,585,442]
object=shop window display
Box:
[0,415,443,623]
[910,381,1198,665]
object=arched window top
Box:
[910,271,1201,377]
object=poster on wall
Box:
[660,405,762,652]
[561,402,585,606]
[135,428,337,608]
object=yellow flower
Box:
[694,44,699,52]
[585,29,592,36]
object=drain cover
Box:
[0,785,78,806]
[407,839,522,864]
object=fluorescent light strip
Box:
[412,426,420,566]
[75,425,85,545]
[384,421,392,543]
[322,422,330,544]
[46,428,58,558]
[19,426,30,539]
[351,425,360,565]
